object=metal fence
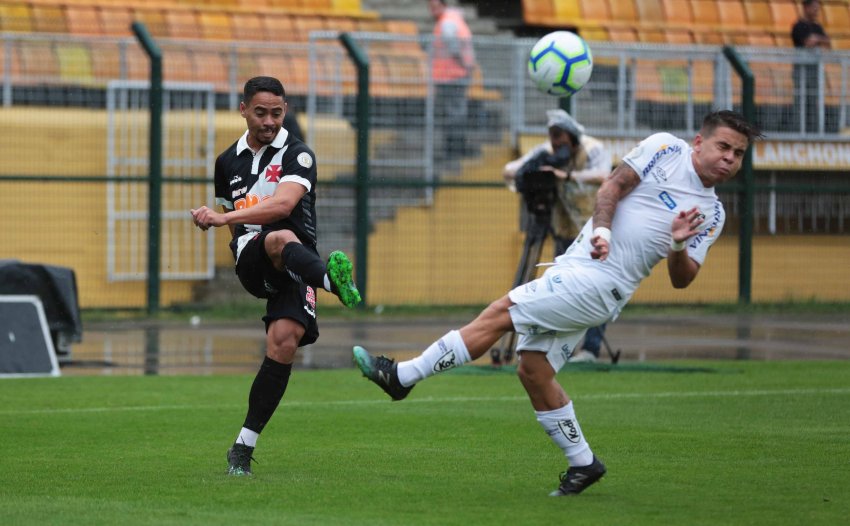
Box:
[0,30,848,308]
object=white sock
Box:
[235,427,259,448]
[323,274,332,292]
[397,330,471,386]
[535,402,594,467]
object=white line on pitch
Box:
[1,387,849,416]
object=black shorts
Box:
[232,231,319,346]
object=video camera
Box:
[514,144,571,219]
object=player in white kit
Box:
[353,110,762,496]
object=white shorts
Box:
[508,264,624,372]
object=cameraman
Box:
[503,109,611,363]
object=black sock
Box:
[281,242,327,289]
[243,357,292,434]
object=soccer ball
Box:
[527,31,593,97]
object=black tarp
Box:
[0,260,82,359]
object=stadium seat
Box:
[331,0,364,16]
[191,49,230,91]
[822,1,850,32]
[199,12,233,41]
[56,43,94,85]
[292,15,327,42]
[99,6,133,37]
[743,0,774,29]
[163,47,196,82]
[17,40,60,84]
[769,0,801,35]
[132,6,168,38]
[579,0,612,24]
[0,3,33,33]
[662,0,693,25]
[230,12,264,42]
[521,0,555,25]
[576,25,608,42]
[65,5,102,36]
[609,0,639,23]
[261,13,298,42]
[166,11,202,40]
[31,4,67,33]
[89,40,122,81]
[635,0,665,23]
[717,0,748,30]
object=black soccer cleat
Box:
[352,345,414,401]
[549,456,606,496]
[226,443,255,476]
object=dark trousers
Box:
[435,80,470,158]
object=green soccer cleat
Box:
[327,251,361,308]
[352,345,413,401]
[226,443,255,476]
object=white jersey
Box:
[555,132,726,307]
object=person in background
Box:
[428,0,476,160]
[503,109,611,363]
[791,0,831,133]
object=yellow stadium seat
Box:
[191,50,230,91]
[262,13,298,41]
[199,12,233,41]
[331,0,363,16]
[163,48,195,82]
[0,3,33,33]
[690,0,721,26]
[31,4,67,33]
[56,43,94,84]
[743,0,774,27]
[635,0,665,23]
[717,0,747,30]
[89,40,122,81]
[579,0,611,23]
[132,7,168,38]
[608,0,638,23]
[293,15,327,41]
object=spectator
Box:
[428,0,476,160]
[503,109,611,362]
[791,0,831,133]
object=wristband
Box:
[592,227,611,242]
[670,238,687,252]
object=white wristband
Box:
[670,238,687,252]
[592,227,611,242]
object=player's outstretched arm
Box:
[590,163,639,260]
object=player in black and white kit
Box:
[191,76,360,476]
[352,111,762,496]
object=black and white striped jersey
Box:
[214,127,319,248]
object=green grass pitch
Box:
[1,360,848,525]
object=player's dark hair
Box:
[243,76,285,104]
[700,110,764,144]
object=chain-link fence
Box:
[0,29,848,308]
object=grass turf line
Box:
[0,360,848,525]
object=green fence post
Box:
[131,22,163,315]
[722,46,755,305]
[339,32,370,306]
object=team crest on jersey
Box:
[304,286,316,318]
[265,165,282,182]
[297,152,313,168]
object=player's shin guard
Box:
[242,356,292,436]
[536,401,594,467]
[397,330,471,386]
[281,242,327,289]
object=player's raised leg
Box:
[353,296,514,400]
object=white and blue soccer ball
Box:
[527,31,594,97]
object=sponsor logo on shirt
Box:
[689,203,722,249]
[658,191,677,209]
[643,144,682,178]
[232,186,247,198]
[230,174,242,185]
